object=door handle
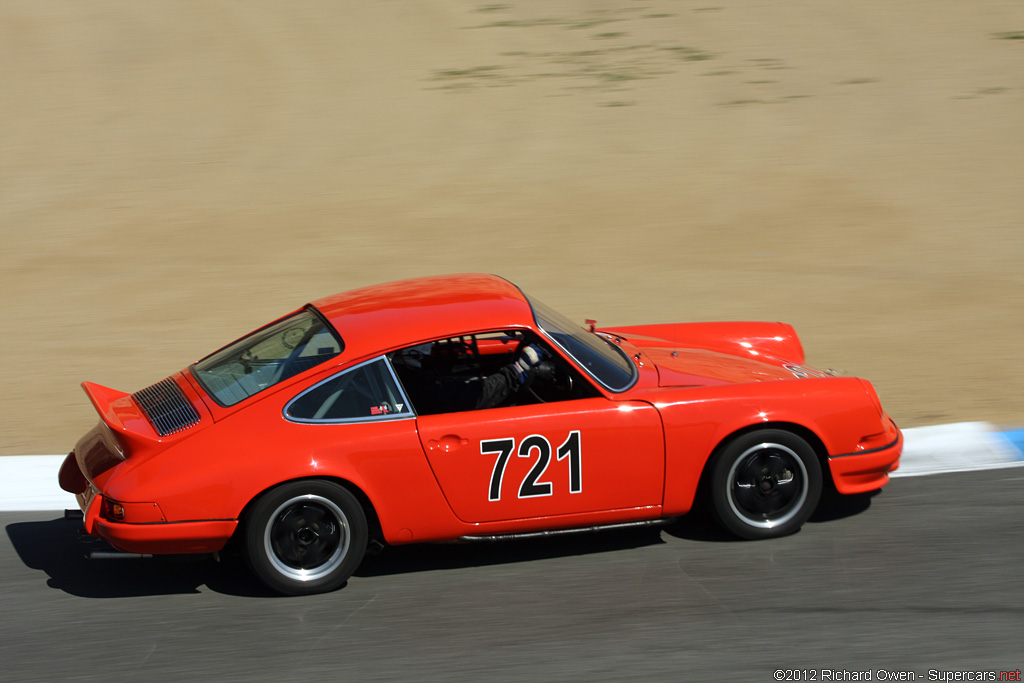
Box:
[427,435,469,453]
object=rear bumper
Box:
[827,420,902,495]
[79,490,236,554]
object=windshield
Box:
[192,309,343,406]
[528,297,636,392]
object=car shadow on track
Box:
[808,488,879,523]
[355,525,668,578]
[661,488,879,542]
[5,516,671,597]
[6,492,877,597]
[356,488,877,576]
[4,516,277,599]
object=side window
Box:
[388,330,599,416]
[285,358,412,423]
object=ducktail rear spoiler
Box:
[61,382,158,492]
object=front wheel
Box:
[244,480,368,595]
[709,429,822,539]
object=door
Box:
[417,397,665,523]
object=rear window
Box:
[192,309,343,406]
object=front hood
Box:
[599,321,820,386]
[643,346,805,386]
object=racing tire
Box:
[244,480,368,595]
[709,429,822,540]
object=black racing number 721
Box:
[482,431,582,502]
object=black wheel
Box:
[244,480,368,595]
[709,429,822,539]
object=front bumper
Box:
[827,419,903,495]
[78,489,237,555]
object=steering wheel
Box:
[522,355,575,404]
[553,363,574,394]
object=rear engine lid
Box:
[132,377,201,437]
[82,374,204,441]
[67,375,206,489]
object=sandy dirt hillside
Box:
[1,1,1022,456]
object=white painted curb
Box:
[0,455,76,511]
[1,422,1022,512]
[892,422,1024,478]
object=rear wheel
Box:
[244,480,367,595]
[709,429,822,539]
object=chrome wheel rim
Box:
[726,442,809,529]
[264,494,350,582]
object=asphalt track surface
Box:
[3,469,1022,683]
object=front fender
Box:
[641,377,887,514]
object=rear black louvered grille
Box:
[132,378,201,437]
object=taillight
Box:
[101,498,125,521]
[98,499,166,523]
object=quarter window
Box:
[286,358,412,423]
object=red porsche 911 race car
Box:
[59,274,901,595]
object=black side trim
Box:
[830,433,901,459]
[102,518,237,526]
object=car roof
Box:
[310,274,536,360]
